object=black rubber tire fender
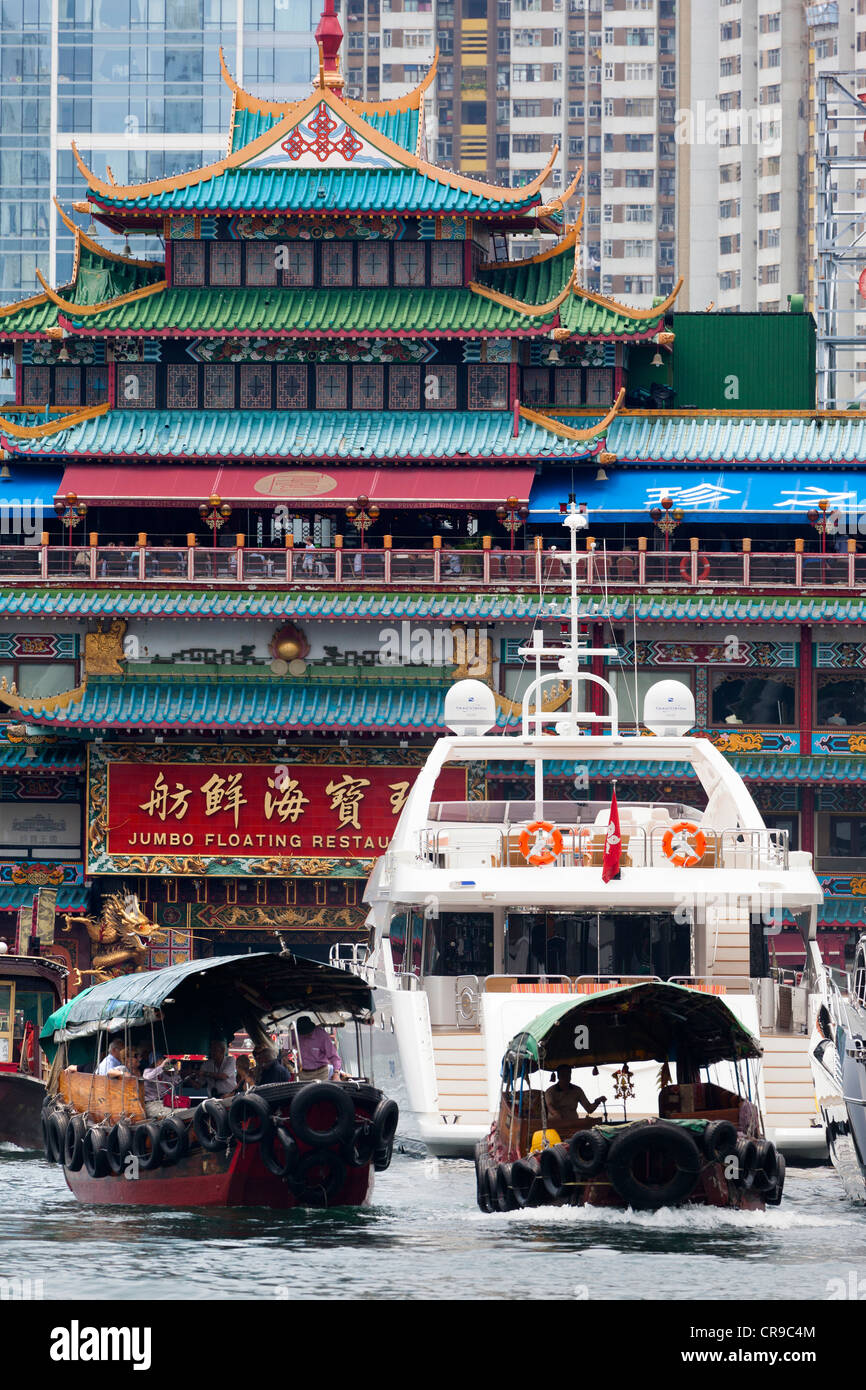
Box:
[64,1114,86,1172]
[346,1119,376,1167]
[371,1097,399,1150]
[735,1136,759,1188]
[41,1107,56,1163]
[373,1139,393,1172]
[105,1121,133,1176]
[82,1125,110,1179]
[568,1127,610,1178]
[493,1163,518,1212]
[228,1092,272,1144]
[510,1156,542,1209]
[475,1158,495,1213]
[131,1120,163,1172]
[539,1144,574,1200]
[47,1110,68,1166]
[752,1138,779,1191]
[261,1125,300,1179]
[289,1082,355,1148]
[292,1148,347,1207]
[159,1114,190,1165]
[703,1120,738,1164]
[607,1122,702,1210]
[193,1099,230,1153]
[765,1152,786,1206]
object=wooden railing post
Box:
[689,535,698,585]
[432,534,442,583]
[742,536,750,587]
[637,534,646,587]
[334,535,342,583]
[794,536,804,588]
[383,533,392,584]
[482,534,491,584]
[235,533,244,582]
[138,532,147,582]
[849,536,856,587]
[186,533,196,581]
[533,533,542,587]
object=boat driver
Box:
[95,1038,128,1077]
[187,1038,237,1098]
[545,1066,606,1132]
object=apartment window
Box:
[719,270,741,292]
[626,27,654,45]
[513,28,543,45]
[719,55,741,77]
[761,191,781,213]
[658,242,674,266]
[760,48,781,68]
[514,134,542,152]
[588,135,601,153]
[496,134,509,160]
[760,84,781,104]
[569,66,584,83]
[719,198,741,219]
[623,276,653,294]
[719,92,741,111]
[603,203,613,222]
[659,64,676,87]
[603,167,615,186]
[436,136,453,160]
[760,12,781,32]
[815,38,838,60]
[624,239,652,257]
[513,99,542,118]
[552,64,563,80]
[589,102,601,118]
[568,136,584,156]
[659,172,675,195]
[625,133,653,152]
[759,227,781,249]
[604,97,614,116]
[603,63,614,79]
[624,98,654,118]
[497,28,511,52]
[602,239,614,257]
[720,21,740,40]
[603,26,613,42]
[625,204,652,222]
[761,155,781,177]
[759,263,780,285]
[719,234,740,255]
[719,162,741,184]
[625,169,654,187]
[512,63,542,81]
[624,62,654,81]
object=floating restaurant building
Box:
[0,4,863,987]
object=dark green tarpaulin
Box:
[504,981,761,1072]
[41,952,373,1052]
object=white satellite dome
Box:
[444,679,496,737]
[642,679,695,737]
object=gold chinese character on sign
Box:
[264,775,309,824]
[388,781,410,816]
[325,773,371,830]
[139,772,192,822]
[201,771,247,828]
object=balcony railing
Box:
[0,545,862,589]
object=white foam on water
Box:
[472,1203,855,1232]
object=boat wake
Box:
[476,1203,853,1231]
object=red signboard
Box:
[106,762,466,860]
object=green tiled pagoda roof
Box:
[560,295,664,337]
[55,286,561,337]
[19,673,458,733]
[6,408,585,461]
[0,590,860,625]
[228,99,420,158]
[0,236,164,339]
[90,168,544,217]
[606,413,866,464]
[0,884,89,911]
[0,743,83,770]
[534,754,866,785]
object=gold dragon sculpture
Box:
[63,892,165,983]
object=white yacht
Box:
[339,504,827,1161]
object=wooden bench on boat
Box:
[58,1067,147,1123]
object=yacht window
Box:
[424,912,493,977]
[710,673,796,727]
[505,912,690,980]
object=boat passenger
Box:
[95,1039,128,1078]
[296,1016,344,1082]
[252,1045,291,1085]
[544,1066,606,1132]
[188,1038,237,1097]
[141,1053,180,1118]
[233,1054,255,1093]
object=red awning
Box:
[56,464,536,509]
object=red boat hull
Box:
[64,1135,376,1208]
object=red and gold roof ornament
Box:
[315,0,344,96]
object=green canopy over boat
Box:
[40,952,374,1053]
[504,982,762,1072]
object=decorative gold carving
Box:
[84,619,127,675]
[63,892,165,983]
[0,676,87,716]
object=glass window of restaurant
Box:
[710,672,796,727]
[815,674,866,729]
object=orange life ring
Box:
[679,554,711,582]
[662,821,707,868]
[519,820,564,867]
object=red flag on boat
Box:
[601,786,622,883]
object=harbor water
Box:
[2,1143,864,1301]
